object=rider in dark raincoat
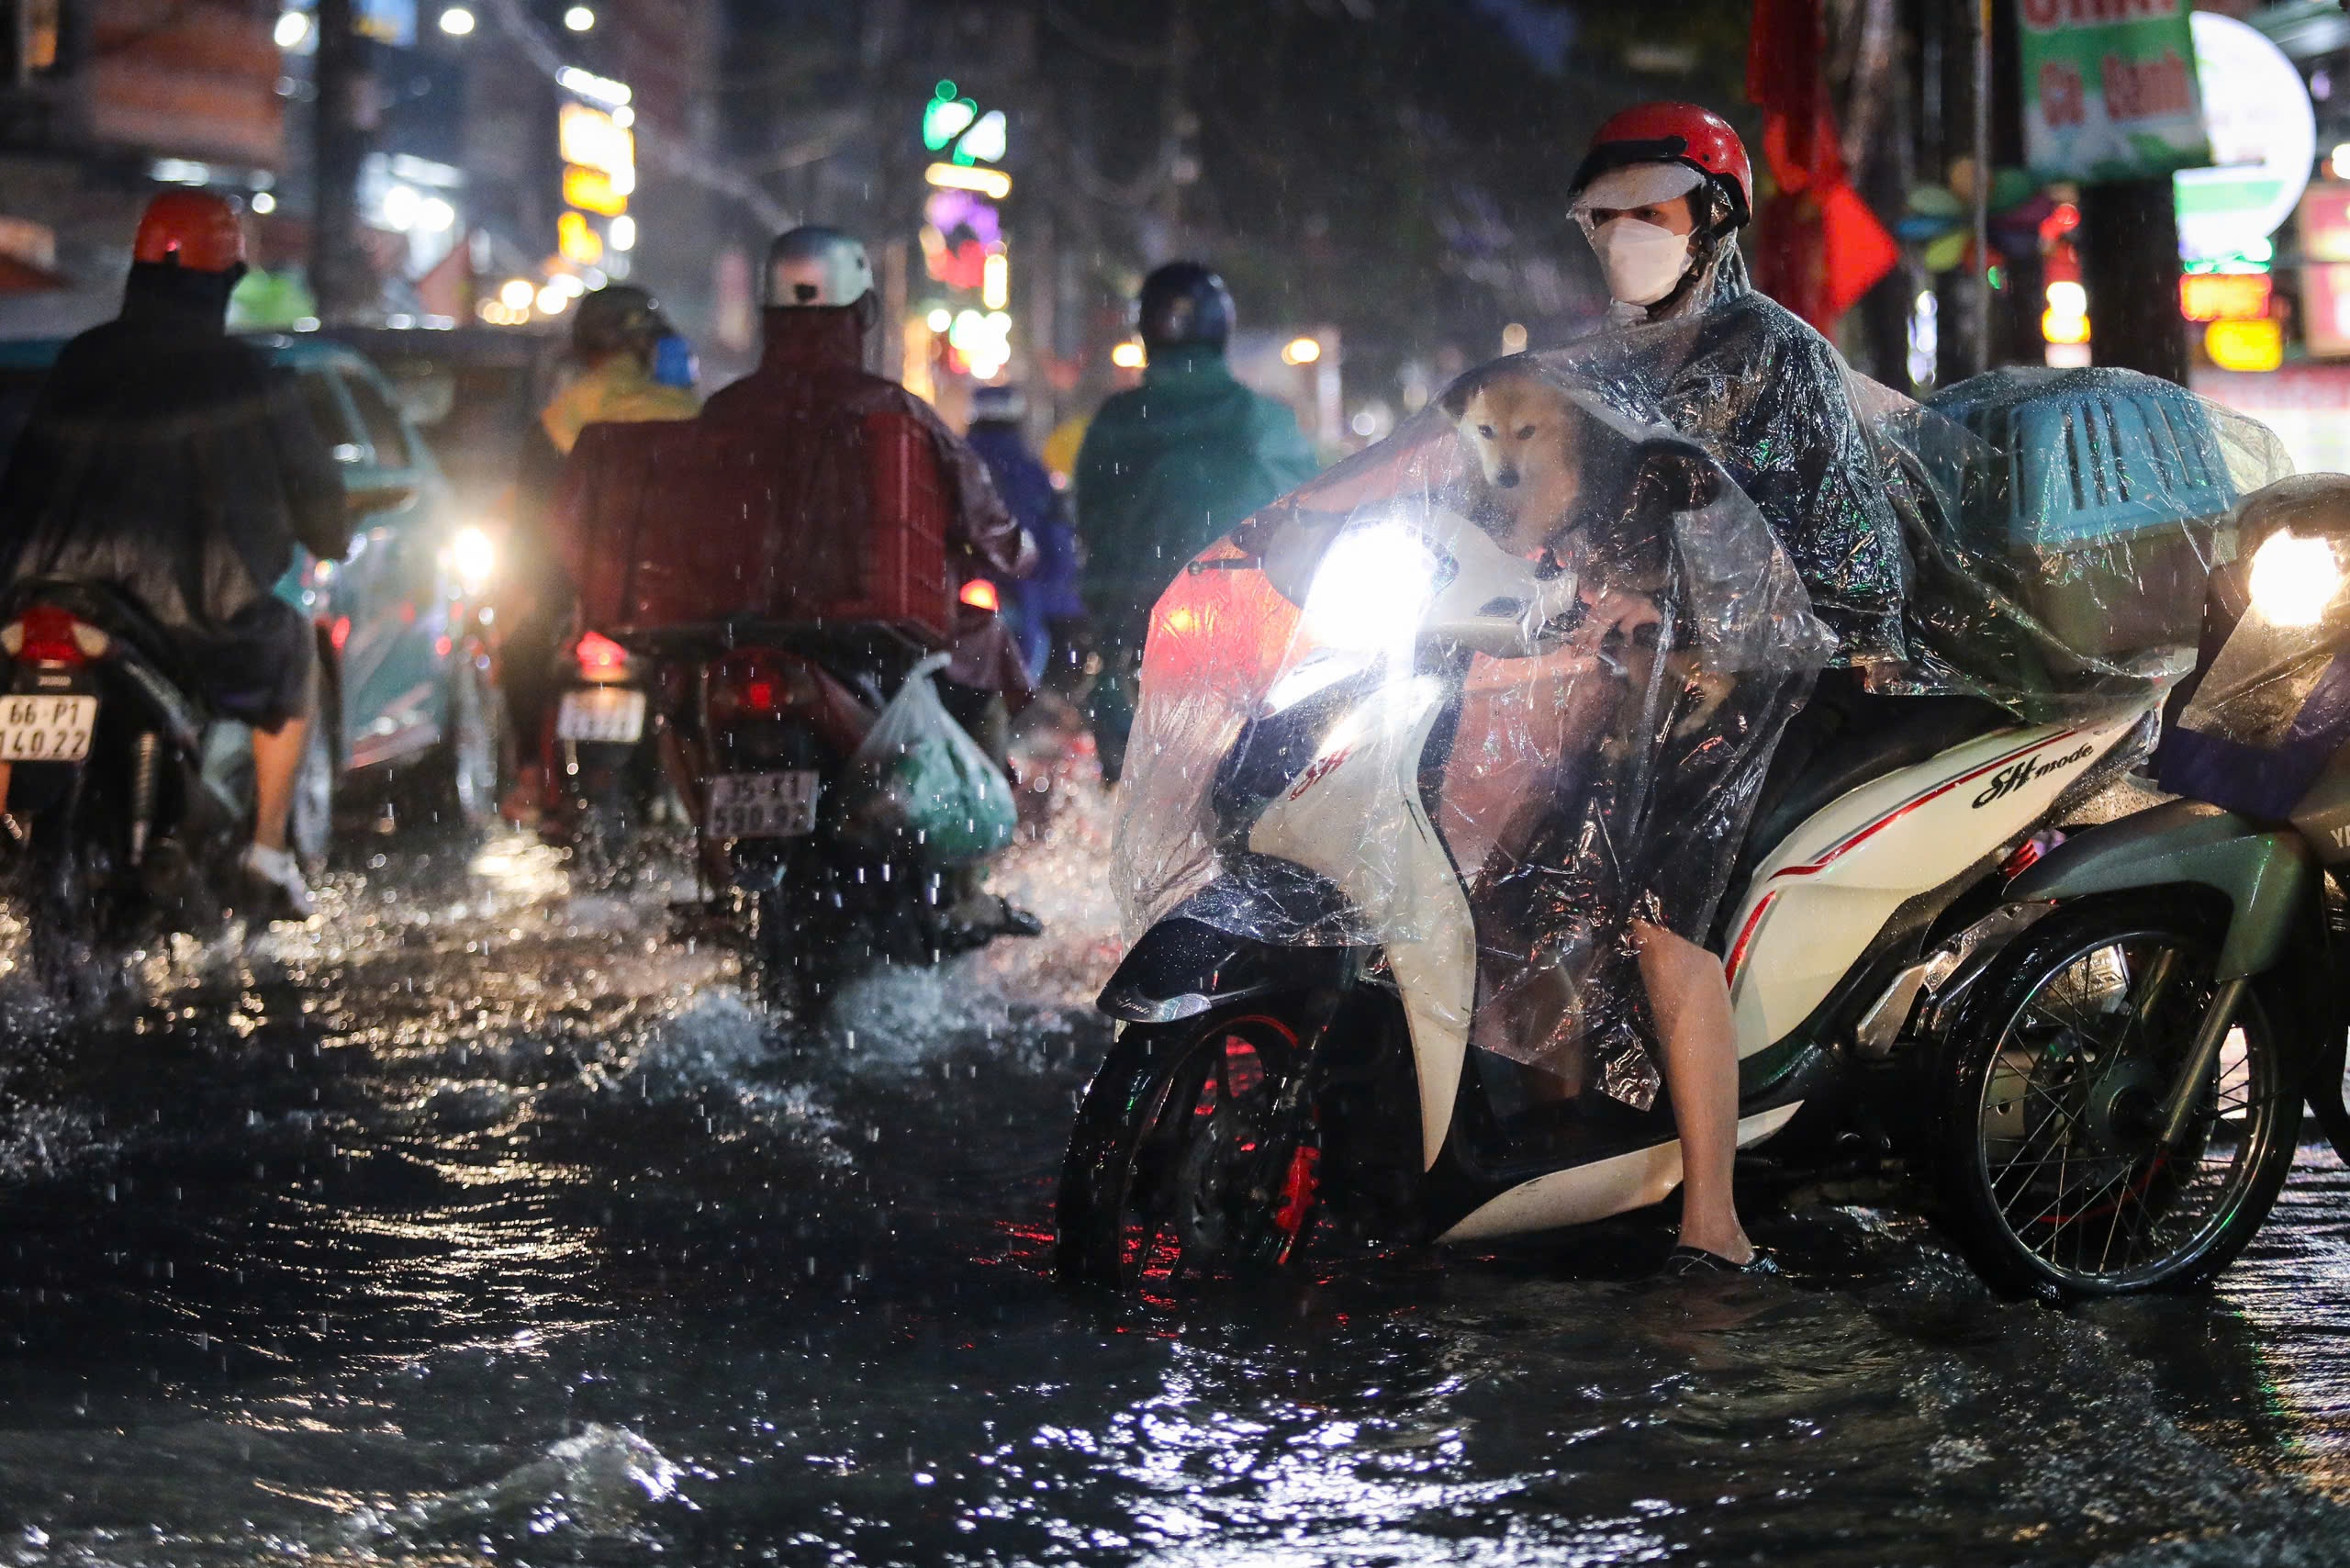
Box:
[0,191,348,918]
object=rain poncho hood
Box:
[0,262,349,637]
[540,351,700,457]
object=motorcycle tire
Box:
[1931,890,2302,1300]
[1057,1006,1317,1293]
[404,655,504,844]
[751,879,822,1018]
[24,809,106,1010]
[286,683,338,872]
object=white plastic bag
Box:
[845,653,1017,867]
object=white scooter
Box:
[1056,462,2159,1292]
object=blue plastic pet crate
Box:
[1927,368,2238,659]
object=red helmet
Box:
[1571,103,1752,230]
[132,190,247,273]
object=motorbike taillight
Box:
[959,578,1001,612]
[2,605,107,665]
[575,630,631,682]
[709,648,820,722]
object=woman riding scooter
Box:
[1553,103,1908,1274]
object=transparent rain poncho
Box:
[1873,366,2296,722]
[2154,475,2350,820]
[1112,353,1831,1100]
[1555,232,2289,722]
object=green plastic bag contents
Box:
[845,654,1018,867]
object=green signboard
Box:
[2020,0,2210,185]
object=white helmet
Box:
[767,226,874,308]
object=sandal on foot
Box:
[1657,1245,1782,1279]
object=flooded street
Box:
[0,772,2344,1568]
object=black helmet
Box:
[1137,262,1233,351]
[573,285,667,359]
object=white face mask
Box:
[1590,217,1693,308]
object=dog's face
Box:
[1445,370,1584,544]
[1452,380,1546,491]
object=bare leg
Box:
[249,658,321,856]
[1633,919,1753,1264]
[250,711,307,854]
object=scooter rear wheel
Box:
[1933,892,2302,1298]
[1056,1007,1317,1294]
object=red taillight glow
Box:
[17,606,86,665]
[959,578,1000,612]
[576,631,629,677]
[710,648,818,722]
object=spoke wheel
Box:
[1937,894,2300,1297]
[1058,1010,1318,1294]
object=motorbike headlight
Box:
[1299,524,1443,655]
[2248,529,2341,628]
[449,524,496,596]
[1264,654,1361,713]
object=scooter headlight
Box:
[448,524,496,598]
[2248,529,2342,628]
[1298,524,1445,656]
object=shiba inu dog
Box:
[1441,362,1593,555]
[1439,359,1737,737]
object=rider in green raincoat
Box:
[1076,263,1319,780]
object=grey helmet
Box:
[766,226,874,308]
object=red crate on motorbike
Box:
[554,410,955,641]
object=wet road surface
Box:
[0,762,2347,1565]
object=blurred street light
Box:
[499,277,535,309]
[438,6,476,36]
[610,216,636,252]
[1281,336,1322,365]
[274,11,310,49]
[1111,341,1146,369]
[564,6,596,31]
[252,192,278,215]
[555,67,630,106]
[924,163,1011,199]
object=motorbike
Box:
[0,578,248,996]
[1918,477,2350,1298]
[1057,368,2284,1302]
[543,625,668,882]
[550,598,1022,1011]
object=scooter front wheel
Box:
[1056,1007,1318,1294]
[1932,892,2302,1299]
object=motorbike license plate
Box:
[0,695,96,762]
[706,770,821,839]
[556,688,645,744]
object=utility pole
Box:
[309,0,375,325]
[2077,180,2188,384]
